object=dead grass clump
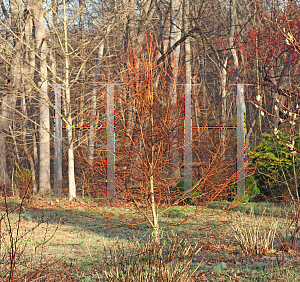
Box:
[230,209,278,255]
[98,233,201,282]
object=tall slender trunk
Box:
[149,78,159,243]
[23,13,37,193]
[124,0,137,186]
[78,0,86,142]
[220,0,239,158]
[87,91,96,166]
[229,0,239,73]
[184,0,193,194]
[184,0,191,86]
[50,0,57,85]
[220,57,228,156]
[63,0,76,200]
[0,0,22,188]
[169,0,182,180]
[255,36,262,132]
[87,40,105,170]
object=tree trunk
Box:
[126,0,137,47]
[0,133,10,187]
[169,0,182,181]
[23,12,37,193]
[31,0,51,195]
[184,0,192,195]
[0,0,22,189]
[78,0,86,143]
[63,0,76,200]
[220,57,228,157]
[229,0,239,73]
[149,81,159,243]
[87,40,105,169]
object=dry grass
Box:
[230,208,278,255]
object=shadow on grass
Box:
[1,197,300,281]
[3,198,295,247]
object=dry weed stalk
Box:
[230,209,278,255]
[277,201,300,252]
[0,194,66,281]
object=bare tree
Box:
[0,0,22,188]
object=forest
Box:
[0,0,300,280]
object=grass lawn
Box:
[0,197,299,281]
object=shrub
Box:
[174,179,201,204]
[230,209,278,255]
[230,175,260,202]
[277,202,300,252]
[15,163,33,199]
[250,131,300,198]
[99,232,201,281]
[0,196,64,280]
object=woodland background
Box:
[0,0,300,203]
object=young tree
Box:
[84,31,237,242]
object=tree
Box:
[85,31,238,242]
[0,0,22,189]
[32,0,51,195]
[168,0,183,181]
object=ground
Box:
[0,197,299,281]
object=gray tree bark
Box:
[169,0,182,181]
[0,0,22,188]
[87,40,105,168]
[23,10,37,193]
[30,0,51,195]
[184,0,192,195]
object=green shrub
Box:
[250,131,300,198]
[231,175,260,202]
[174,179,201,205]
